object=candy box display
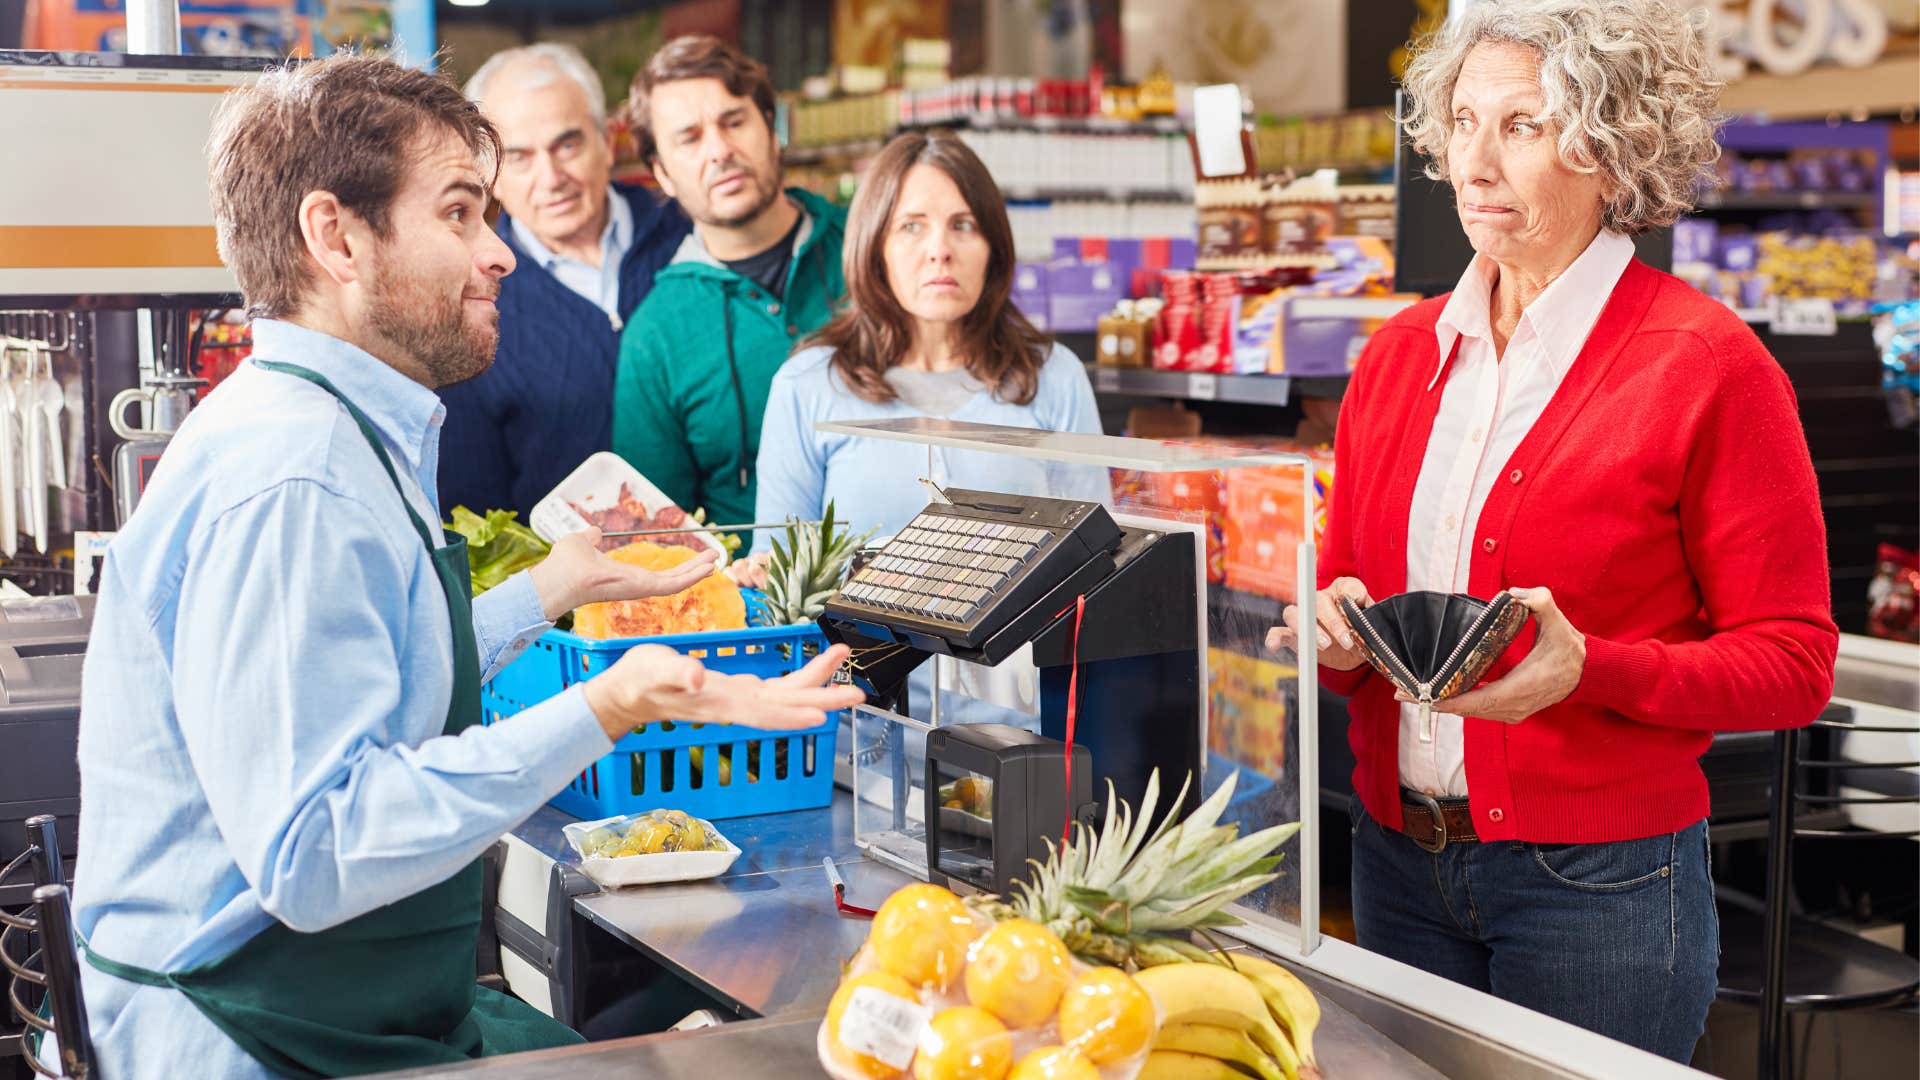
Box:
[562,809,742,888]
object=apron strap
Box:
[252,359,442,554]
[77,931,175,989]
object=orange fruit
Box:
[869,883,975,991]
[1008,1045,1099,1080]
[826,971,922,1079]
[913,1006,1013,1080]
[1056,967,1155,1065]
[964,919,1072,1027]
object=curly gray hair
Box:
[1399,0,1723,235]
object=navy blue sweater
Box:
[437,184,690,518]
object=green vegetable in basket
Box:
[446,506,551,594]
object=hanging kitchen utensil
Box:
[0,345,16,558]
[20,342,46,553]
[40,352,64,491]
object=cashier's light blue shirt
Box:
[66,320,612,1080]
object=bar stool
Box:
[2,816,94,1077]
[1716,714,1920,1080]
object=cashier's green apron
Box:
[80,360,582,1077]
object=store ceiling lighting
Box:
[447,0,490,6]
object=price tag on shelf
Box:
[1188,373,1219,400]
[1773,298,1837,337]
[1094,368,1120,392]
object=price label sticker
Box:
[1189,373,1219,400]
[1773,298,1836,337]
[836,987,931,1069]
[1094,368,1120,392]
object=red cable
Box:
[1063,593,1086,846]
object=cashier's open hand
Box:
[1398,587,1587,725]
[583,642,867,741]
[527,526,721,622]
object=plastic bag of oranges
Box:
[817,883,1159,1080]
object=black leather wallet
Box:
[1336,591,1530,705]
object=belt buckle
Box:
[1409,790,1449,853]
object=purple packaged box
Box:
[1279,299,1365,377]
[1674,218,1717,267]
[1012,263,1050,331]
[1046,259,1127,333]
[1719,235,1759,273]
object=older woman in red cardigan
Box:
[1267,0,1838,1062]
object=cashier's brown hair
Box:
[812,130,1049,406]
[207,53,501,320]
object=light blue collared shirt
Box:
[65,320,612,1080]
[509,186,634,323]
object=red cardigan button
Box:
[1489,808,1505,823]
[1482,538,1497,553]
[1509,469,1523,484]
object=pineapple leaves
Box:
[760,499,875,625]
[1006,768,1300,967]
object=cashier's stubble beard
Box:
[365,246,499,389]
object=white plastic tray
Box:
[562,814,743,888]
[531,451,729,563]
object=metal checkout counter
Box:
[469,420,1714,1080]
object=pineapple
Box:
[980,770,1301,968]
[764,500,874,625]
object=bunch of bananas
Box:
[1133,955,1322,1080]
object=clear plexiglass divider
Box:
[814,417,1323,954]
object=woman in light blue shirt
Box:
[747,129,1105,559]
[741,129,1105,728]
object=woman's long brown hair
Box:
[809,130,1051,405]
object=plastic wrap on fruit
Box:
[583,809,724,858]
[818,772,1317,1080]
[577,824,625,859]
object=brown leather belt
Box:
[1398,788,1479,852]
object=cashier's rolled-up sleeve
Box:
[471,569,552,681]
[170,480,612,933]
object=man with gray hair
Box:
[438,43,688,518]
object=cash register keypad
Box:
[841,515,1053,625]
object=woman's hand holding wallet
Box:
[1266,576,1375,671]
[1414,586,1587,723]
[1267,581,1588,724]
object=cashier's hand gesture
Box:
[527,527,722,622]
[583,642,867,741]
[1267,577,1373,671]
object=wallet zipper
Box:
[1431,594,1509,698]
[1346,600,1424,698]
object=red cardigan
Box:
[1324,260,1839,843]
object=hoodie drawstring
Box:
[721,293,753,491]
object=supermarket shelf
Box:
[1210,585,1291,628]
[1694,190,1878,211]
[1002,186,1191,203]
[784,138,885,165]
[911,113,1189,136]
[1087,364,1349,406]
[1290,296,1418,320]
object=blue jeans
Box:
[1349,794,1719,1063]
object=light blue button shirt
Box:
[65,320,613,1080]
[509,186,634,323]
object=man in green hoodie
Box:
[612,35,847,532]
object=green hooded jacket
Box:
[611,188,847,531]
